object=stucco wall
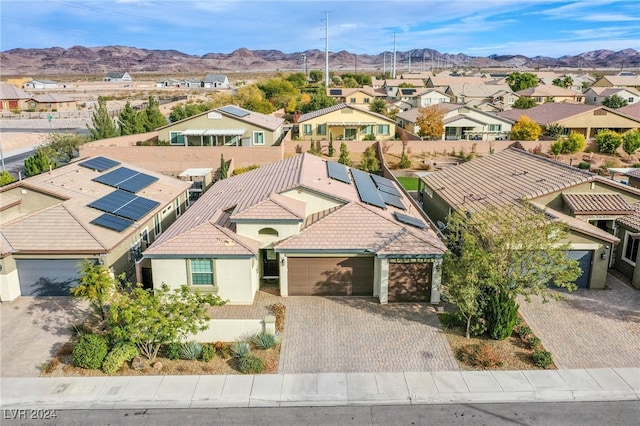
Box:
[0,256,20,302]
[215,258,257,304]
[151,258,189,289]
[280,188,344,216]
[235,222,301,247]
[189,318,275,342]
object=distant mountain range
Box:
[1,46,638,76]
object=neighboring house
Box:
[445,84,518,110]
[591,74,640,88]
[157,105,285,147]
[326,87,383,106]
[296,103,396,141]
[419,146,640,290]
[515,84,585,104]
[618,102,640,120]
[143,153,447,304]
[104,72,132,82]
[202,74,230,89]
[425,76,487,89]
[26,93,77,112]
[584,87,640,106]
[156,78,183,88]
[394,88,451,109]
[0,156,191,301]
[497,103,640,138]
[396,103,513,141]
[0,83,31,111]
[381,79,426,98]
[22,79,59,89]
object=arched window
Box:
[258,227,279,236]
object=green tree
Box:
[0,170,16,187]
[300,90,337,113]
[416,105,445,140]
[70,260,116,321]
[602,94,628,109]
[219,154,229,180]
[442,204,580,337]
[369,98,388,115]
[88,96,118,141]
[169,104,188,122]
[108,283,225,361]
[118,101,145,135]
[550,132,585,157]
[39,132,86,163]
[512,97,537,109]
[510,115,542,141]
[327,133,335,157]
[622,129,640,159]
[398,82,415,88]
[359,146,380,173]
[506,72,538,92]
[552,76,573,89]
[309,70,323,83]
[543,122,565,137]
[257,77,299,110]
[141,96,168,131]
[595,129,623,154]
[338,142,352,166]
[24,150,57,177]
[286,72,308,88]
[342,76,359,88]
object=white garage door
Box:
[16,259,84,296]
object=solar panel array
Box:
[93,167,159,193]
[79,157,121,172]
[394,212,426,229]
[327,161,351,184]
[371,174,403,197]
[351,169,386,209]
[88,190,160,221]
[329,89,342,96]
[379,191,406,210]
[91,213,134,232]
[219,105,250,117]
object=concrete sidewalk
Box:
[1,368,638,409]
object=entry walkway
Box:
[1,368,638,409]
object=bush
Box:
[456,343,503,368]
[179,341,203,360]
[595,130,623,154]
[237,354,265,374]
[166,342,181,360]
[532,349,554,368]
[101,342,139,374]
[577,162,591,170]
[438,312,465,329]
[252,332,279,350]
[484,290,519,341]
[73,334,109,369]
[525,336,542,350]
[230,341,251,359]
[201,343,215,362]
[363,134,376,141]
[232,165,259,175]
[515,324,532,339]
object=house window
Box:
[140,228,149,245]
[363,125,374,136]
[425,98,432,105]
[623,232,639,265]
[377,124,390,135]
[364,98,370,104]
[593,97,597,102]
[508,97,514,104]
[535,97,543,103]
[344,128,357,140]
[175,198,181,218]
[629,97,635,103]
[253,131,265,145]
[190,259,214,286]
[576,97,583,102]
[258,227,279,236]
[170,132,185,145]
[489,124,502,132]
[317,124,326,135]
[154,215,162,237]
[350,98,356,103]
[303,124,312,135]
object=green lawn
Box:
[396,176,419,190]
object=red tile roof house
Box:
[419,146,640,290]
[143,153,447,305]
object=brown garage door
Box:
[388,261,432,302]
[288,257,374,296]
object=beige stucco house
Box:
[584,87,640,106]
[157,105,285,147]
[144,153,447,305]
[296,103,396,141]
[0,156,191,301]
[516,84,585,105]
[420,147,640,290]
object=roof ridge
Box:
[213,223,260,254]
[508,147,595,180]
[268,192,305,218]
[61,204,108,251]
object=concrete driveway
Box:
[278,297,458,374]
[0,297,89,377]
[518,274,640,369]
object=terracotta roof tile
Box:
[496,103,600,125]
[562,193,634,215]
[617,203,640,233]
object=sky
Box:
[1,0,638,58]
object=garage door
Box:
[288,257,374,296]
[388,261,432,302]
[567,250,592,289]
[16,259,83,296]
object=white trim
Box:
[622,230,638,266]
[253,131,265,145]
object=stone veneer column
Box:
[430,258,443,304]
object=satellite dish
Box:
[437,220,446,230]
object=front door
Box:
[262,249,279,279]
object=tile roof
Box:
[0,83,31,100]
[619,102,640,120]
[516,84,581,97]
[562,193,634,215]
[157,104,284,132]
[496,103,601,125]
[599,75,640,86]
[297,103,348,122]
[617,203,640,232]
[588,87,640,97]
[230,193,305,221]
[32,93,75,103]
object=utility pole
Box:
[383,52,386,76]
[392,33,397,79]
[301,53,307,76]
[324,11,330,87]
[408,50,411,73]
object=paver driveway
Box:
[0,297,89,377]
[518,274,640,369]
[278,296,458,374]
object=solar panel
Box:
[371,175,403,197]
[94,167,138,187]
[329,89,342,96]
[88,190,159,221]
[218,105,250,117]
[91,213,134,232]
[380,191,406,210]
[377,183,403,197]
[327,161,351,184]
[115,197,160,221]
[117,173,159,193]
[394,212,426,229]
[89,190,137,213]
[79,157,121,172]
[351,169,386,209]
